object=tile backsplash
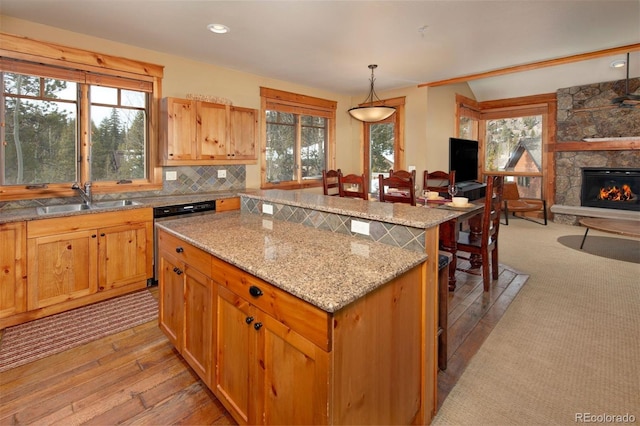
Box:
[0,165,245,210]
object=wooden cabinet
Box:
[215,273,329,425]
[0,222,27,319]
[158,229,428,425]
[216,197,241,212]
[0,209,154,329]
[160,97,257,165]
[157,229,214,387]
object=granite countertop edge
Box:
[156,212,427,313]
[0,191,241,224]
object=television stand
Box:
[456,180,486,201]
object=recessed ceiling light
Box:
[207,23,229,34]
[610,59,626,68]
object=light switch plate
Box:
[408,165,416,172]
[217,169,227,178]
[165,171,177,181]
[351,220,370,235]
[262,203,273,215]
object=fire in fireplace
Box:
[581,168,640,211]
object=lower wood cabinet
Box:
[0,222,27,319]
[0,209,153,329]
[157,229,214,387]
[158,228,430,425]
[216,284,329,425]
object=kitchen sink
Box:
[36,200,142,215]
[37,203,91,215]
[91,199,142,208]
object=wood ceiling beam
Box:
[418,43,640,88]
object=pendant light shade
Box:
[348,65,396,122]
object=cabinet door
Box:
[0,222,26,318]
[197,101,227,159]
[98,222,151,291]
[229,106,257,160]
[158,253,184,349]
[256,312,330,426]
[164,97,196,161]
[215,285,253,425]
[183,265,214,387]
[27,230,98,310]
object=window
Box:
[456,94,554,199]
[0,33,163,201]
[261,87,336,189]
[363,97,405,194]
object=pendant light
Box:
[348,65,396,122]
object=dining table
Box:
[371,191,485,291]
[417,196,484,291]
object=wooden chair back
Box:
[389,169,416,181]
[423,170,455,194]
[455,175,504,291]
[378,174,416,206]
[322,169,341,196]
[338,173,368,200]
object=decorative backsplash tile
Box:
[240,196,425,252]
[0,165,245,210]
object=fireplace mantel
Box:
[549,139,640,152]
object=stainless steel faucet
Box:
[72,182,92,205]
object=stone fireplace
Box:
[580,167,640,211]
[552,77,640,224]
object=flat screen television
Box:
[449,137,479,183]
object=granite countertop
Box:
[0,191,241,224]
[156,211,427,313]
[241,189,472,229]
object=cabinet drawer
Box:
[216,197,240,212]
[157,229,211,275]
[211,256,331,351]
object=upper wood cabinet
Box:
[160,97,258,165]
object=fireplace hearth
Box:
[581,168,640,211]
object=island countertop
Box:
[241,189,465,229]
[156,211,427,313]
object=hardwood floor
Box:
[0,265,527,425]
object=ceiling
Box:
[1,0,639,101]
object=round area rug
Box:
[557,234,640,264]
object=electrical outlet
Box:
[217,169,227,178]
[262,203,273,215]
[351,219,370,235]
[408,165,416,172]
[165,171,177,181]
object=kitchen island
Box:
[157,190,464,424]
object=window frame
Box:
[363,97,406,194]
[0,32,163,201]
[260,87,336,190]
[456,93,556,200]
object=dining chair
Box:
[322,169,341,196]
[389,169,416,181]
[502,182,547,225]
[338,172,368,200]
[378,174,417,206]
[455,175,504,291]
[423,170,455,195]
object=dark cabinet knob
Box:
[245,316,254,324]
[92,234,97,238]
[249,286,263,298]
[173,267,183,275]
[100,233,105,237]
[254,322,263,330]
[176,247,184,253]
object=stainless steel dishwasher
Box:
[152,200,216,284]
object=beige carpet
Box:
[433,218,640,425]
[0,290,158,372]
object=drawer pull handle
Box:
[254,322,263,331]
[176,247,184,253]
[249,286,263,298]
[245,316,254,324]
